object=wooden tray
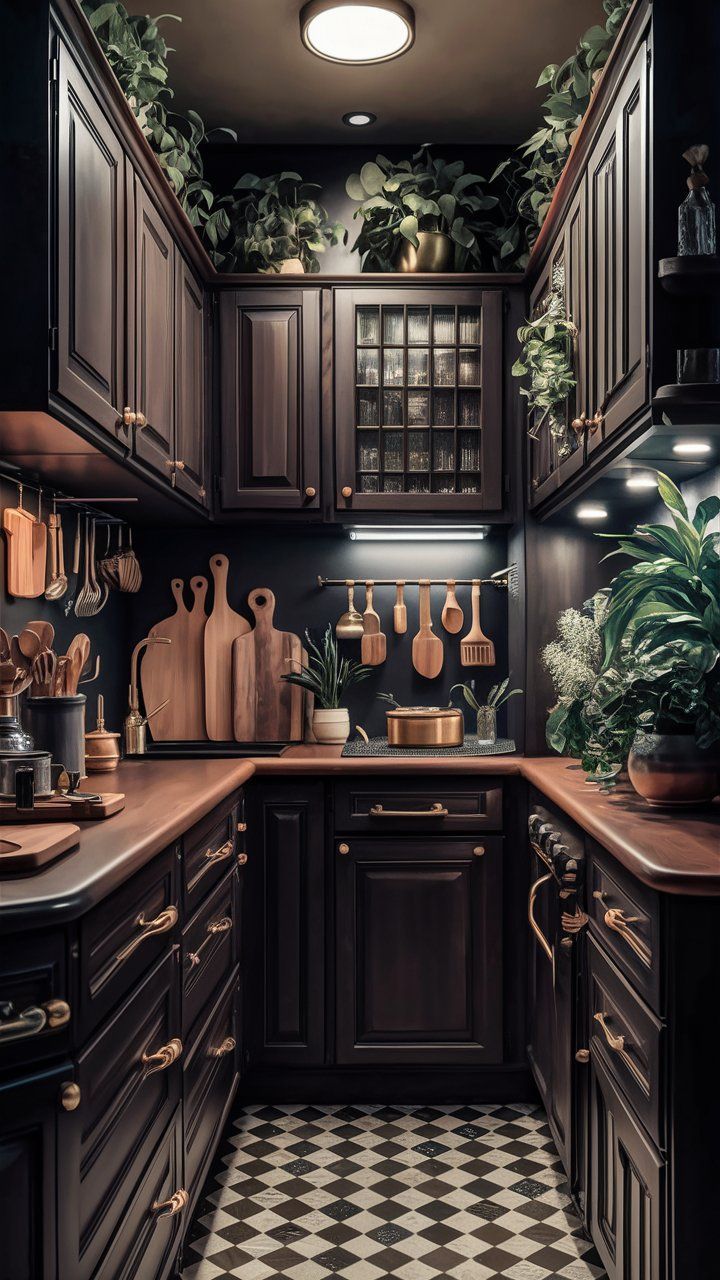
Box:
[0,823,80,873]
[0,793,125,822]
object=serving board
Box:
[0,793,125,822]
[232,588,303,742]
[204,554,250,741]
[0,822,80,873]
[2,504,44,598]
[143,577,208,741]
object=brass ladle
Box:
[336,580,364,640]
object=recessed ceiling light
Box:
[672,440,713,456]
[342,112,377,127]
[625,473,658,491]
[300,1,415,64]
[576,504,608,521]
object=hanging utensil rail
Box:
[317,567,514,589]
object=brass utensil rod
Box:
[318,574,510,588]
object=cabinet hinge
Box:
[49,56,59,117]
[646,343,651,370]
[48,326,58,351]
[646,46,652,69]
[49,55,59,83]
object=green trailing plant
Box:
[82,1,235,262]
[451,676,523,714]
[512,262,577,451]
[345,146,499,272]
[281,626,372,710]
[217,173,346,273]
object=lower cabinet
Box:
[335,837,503,1064]
[0,1063,67,1280]
[183,968,240,1200]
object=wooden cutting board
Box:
[232,588,303,742]
[143,577,208,741]
[204,554,250,741]
[0,823,80,873]
[0,794,124,822]
[2,505,40,598]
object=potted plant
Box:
[345,145,498,272]
[218,173,346,273]
[281,626,372,744]
[451,676,523,743]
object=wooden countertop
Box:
[254,745,524,775]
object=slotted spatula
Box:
[460,579,495,667]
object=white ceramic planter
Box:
[312,708,350,745]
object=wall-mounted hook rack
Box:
[317,566,515,590]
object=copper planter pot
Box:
[627,732,720,807]
[396,231,453,273]
[386,707,464,748]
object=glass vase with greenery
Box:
[217,173,345,273]
[451,677,523,743]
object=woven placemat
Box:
[342,736,516,758]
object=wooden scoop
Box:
[460,579,496,667]
[412,580,444,679]
[441,580,464,634]
[361,581,386,666]
[393,581,407,634]
[336,581,364,640]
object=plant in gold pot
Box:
[218,173,345,273]
[281,626,372,745]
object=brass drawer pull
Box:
[369,802,448,819]
[594,1012,649,1093]
[116,906,178,965]
[209,1036,236,1059]
[187,916,233,969]
[528,873,553,965]
[151,1188,189,1219]
[141,1037,183,1076]
[602,907,651,967]
[204,838,234,864]
[0,998,71,1043]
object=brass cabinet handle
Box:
[602,907,651,967]
[338,842,350,855]
[209,1036,236,1059]
[60,1082,81,1111]
[237,822,248,833]
[593,1012,649,1092]
[115,906,178,965]
[369,802,448,819]
[151,1188,189,1219]
[571,414,587,436]
[528,872,554,965]
[164,459,186,470]
[575,1049,590,1064]
[237,851,248,866]
[187,916,233,969]
[341,485,353,499]
[204,839,234,864]
[588,408,604,434]
[141,1037,183,1076]
[473,846,485,857]
[0,998,71,1043]
[305,486,317,499]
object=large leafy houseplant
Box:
[512,263,577,452]
[345,146,499,272]
[218,173,346,273]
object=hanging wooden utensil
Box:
[2,485,38,598]
[336,581,364,640]
[204,554,250,741]
[30,490,48,598]
[412,580,444,679]
[441,579,464,634]
[361,581,386,666]
[460,579,496,667]
[232,588,303,742]
[393,581,407,634]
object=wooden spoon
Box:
[393,581,407,634]
[361,581,386,666]
[460,579,496,667]
[412,580,444,679]
[441,580,464,634]
[25,620,55,651]
[0,628,10,660]
[18,628,43,664]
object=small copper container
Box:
[85,695,121,773]
[386,707,464,748]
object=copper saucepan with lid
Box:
[386,707,464,748]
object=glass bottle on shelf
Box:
[678,144,717,256]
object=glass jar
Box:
[476,705,497,744]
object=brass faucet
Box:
[124,636,171,756]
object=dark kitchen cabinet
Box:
[132,175,176,478]
[174,254,208,503]
[219,289,322,511]
[244,782,325,1065]
[335,837,502,1064]
[0,1064,66,1280]
[334,287,503,511]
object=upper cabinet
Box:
[334,287,503,512]
[131,176,176,480]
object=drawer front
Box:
[183,796,241,918]
[182,870,238,1038]
[0,928,71,1068]
[184,968,239,1197]
[95,1116,184,1280]
[79,847,178,1040]
[588,936,664,1149]
[59,952,181,1280]
[334,779,503,834]
[588,841,662,1014]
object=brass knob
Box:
[199,487,206,499]
[237,852,248,866]
[571,414,587,435]
[341,486,353,499]
[305,486,317,499]
[589,409,604,434]
[237,822,248,833]
[135,411,147,428]
[60,1081,81,1111]
[575,1049,590,1064]
[209,1036,236,1058]
[338,842,350,855]
[593,890,605,901]
[473,846,485,857]
[119,406,136,428]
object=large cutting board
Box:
[2,504,45,598]
[0,823,80,873]
[142,577,208,741]
[232,588,303,742]
[204,554,250,741]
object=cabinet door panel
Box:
[174,255,207,504]
[245,783,325,1064]
[0,1065,66,1280]
[336,838,502,1064]
[133,178,175,474]
[56,41,126,439]
[220,289,321,509]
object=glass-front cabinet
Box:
[334,288,503,511]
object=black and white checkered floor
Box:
[182,1103,606,1280]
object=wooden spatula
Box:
[393,581,407,634]
[460,579,496,667]
[361,581,386,666]
[412,580,444,679]
[441,580,464,634]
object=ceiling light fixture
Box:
[300,0,415,64]
[672,440,712,457]
[348,525,489,541]
[576,504,608,522]
[625,473,658,491]
[342,111,377,127]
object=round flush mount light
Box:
[300,0,415,64]
[342,111,377,127]
[672,439,712,457]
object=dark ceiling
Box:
[136,0,605,145]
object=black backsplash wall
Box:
[129,526,512,740]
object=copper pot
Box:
[396,231,453,273]
[627,732,720,807]
[386,707,464,748]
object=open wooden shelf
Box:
[658,255,720,295]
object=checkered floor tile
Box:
[182,1103,606,1279]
